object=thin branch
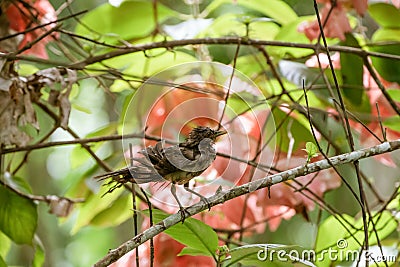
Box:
[63,38,400,69]
[1,38,399,68]
[0,10,87,42]
[1,133,160,154]
[363,57,400,116]
[0,179,84,204]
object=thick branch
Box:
[67,38,400,69]
[2,38,398,67]
[94,138,400,267]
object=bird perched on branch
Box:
[95,126,227,220]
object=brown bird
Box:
[95,126,227,220]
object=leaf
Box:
[314,214,355,267]
[270,108,314,153]
[236,0,298,25]
[383,116,400,132]
[32,238,45,267]
[271,17,315,58]
[315,214,354,251]
[303,142,319,161]
[145,209,219,257]
[387,89,400,102]
[205,0,297,25]
[0,185,37,244]
[86,122,118,138]
[178,247,210,256]
[71,186,124,233]
[315,212,397,266]
[90,193,132,227]
[3,174,33,195]
[0,232,10,260]
[16,63,39,76]
[225,244,316,267]
[351,211,397,247]
[226,91,265,117]
[0,256,6,267]
[75,1,175,45]
[370,29,400,83]
[339,33,364,106]
[369,3,400,28]
[70,123,117,168]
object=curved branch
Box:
[94,138,400,267]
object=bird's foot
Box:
[183,185,211,211]
[200,195,211,211]
[178,206,191,223]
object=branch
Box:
[70,38,398,68]
[94,138,400,267]
[1,133,161,154]
[2,38,399,68]
[0,180,84,217]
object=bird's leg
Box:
[170,183,189,223]
[183,183,211,211]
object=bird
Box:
[95,126,227,221]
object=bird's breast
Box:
[164,170,203,184]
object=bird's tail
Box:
[95,164,165,185]
[94,168,132,181]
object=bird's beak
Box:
[215,130,227,137]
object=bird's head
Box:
[186,126,226,146]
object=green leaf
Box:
[387,89,400,102]
[107,50,197,92]
[383,116,400,132]
[0,185,37,245]
[271,17,315,58]
[32,238,45,267]
[70,124,116,168]
[271,108,313,153]
[315,214,354,250]
[0,232,10,260]
[241,0,298,25]
[86,122,118,138]
[304,142,318,161]
[340,34,364,106]
[369,3,400,28]
[351,211,397,247]
[16,63,39,76]
[145,209,218,257]
[178,247,210,256]
[205,0,297,25]
[75,1,175,45]
[72,186,124,233]
[0,255,6,267]
[90,193,132,227]
[315,212,397,267]
[4,175,33,195]
[315,214,355,267]
[370,29,400,83]
[225,244,315,267]
[226,91,266,117]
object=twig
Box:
[0,10,87,42]
[0,179,84,204]
[63,38,400,69]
